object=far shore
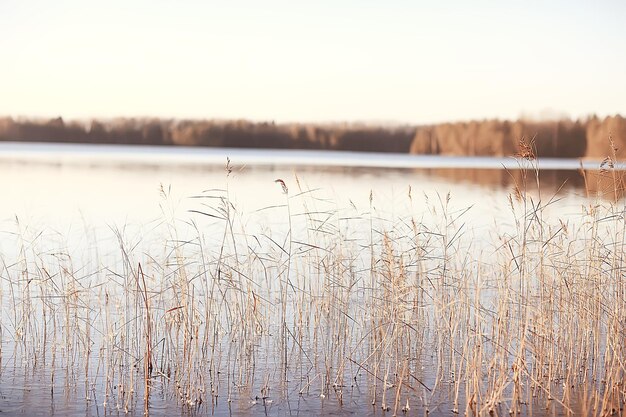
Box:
[1,115,624,159]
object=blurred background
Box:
[0,0,625,158]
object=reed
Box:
[0,159,624,416]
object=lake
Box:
[0,142,624,416]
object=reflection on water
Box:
[0,145,625,417]
[425,167,583,190]
[425,167,626,200]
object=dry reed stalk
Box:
[2,160,626,416]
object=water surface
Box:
[0,143,623,417]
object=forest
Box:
[0,115,624,159]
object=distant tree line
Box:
[0,115,624,158]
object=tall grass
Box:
[0,160,624,416]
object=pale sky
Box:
[1,0,624,124]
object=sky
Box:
[0,0,625,124]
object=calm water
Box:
[0,142,605,229]
[0,143,623,416]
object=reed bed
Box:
[0,163,624,417]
